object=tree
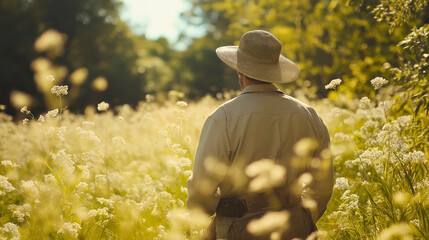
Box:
[0,0,177,115]
[182,0,427,99]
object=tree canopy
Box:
[1,0,428,115]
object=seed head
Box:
[370,77,388,90]
[325,79,342,90]
[51,85,68,96]
[97,101,109,111]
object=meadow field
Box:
[1,0,428,239]
[1,76,428,240]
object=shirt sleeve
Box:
[186,109,231,215]
[302,113,334,222]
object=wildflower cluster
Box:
[0,94,217,239]
[50,85,68,96]
[325,78,342,90]
[370,77,389,90]
[317,77,429,239]
[97,101,109,111]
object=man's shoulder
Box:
[208,102,229,122]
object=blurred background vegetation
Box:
[1,0,428,116]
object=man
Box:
[187,30,333,240]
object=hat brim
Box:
[216,46,300,83]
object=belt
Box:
[216,192,295,218]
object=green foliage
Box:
[183,0,414,98]
[394,25,429,116]
[0,0,178,115]
[318,87,429,239]
[372,0,428,31]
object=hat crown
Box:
[239,30,281,64]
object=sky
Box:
[120,0,205,49]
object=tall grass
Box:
[1,77,428,239]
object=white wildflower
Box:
[333,132,352,143]
[377,123,398,143]
[76,127,100,145]
[95,174,107,185]
[159,191,172,199]
[355,148,384,168]
[1,160,19,168]
[20,105,28,113]
[151,207,160,216]
[176,101,188,107]
[410,219,420,228]
[97,198,114,208]
[178,157,192,168]
[158,130,168,138]
[1,222,21,239]
[359,97,371,109]
[81,151,104,165]
[47,74,55,82]
[112,136,126,145]
[56,126,67,142]
[38,115,45,122]
[0,176,15,196]
[184,135,192,144]
[368,107,386,122]
[415,178,429,191]
[394,115,413,127]
[334,177,349,191]
[339,190,359,211]
[74,182,88,195]
[378,100,391,112]
[44,173,57,184]
[46,108,59,118]
[360,120,379,135]
[171,144,187,155]
[88,207,110,218]
[21,180,39,200]
[375,163,384,175]
[325,78,342,90]
[51,85,68,96]
[97,101,109,111]
[22,118,29,125]
[9,203,31,222]
[82,121,95,128]
[403,151,426,163]
[370,77,388,90]
[57,222,81,239]
[145,94,155,102]
[344,160,354,169]
[51,149,75,176]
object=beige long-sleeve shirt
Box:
[187,84,333,225]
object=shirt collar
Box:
[240,84,284,95]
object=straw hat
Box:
[216,30,299,83]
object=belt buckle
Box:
[217,198,248,218]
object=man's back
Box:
[187,30,333,240]
[216,84,329,196]
[187,84,333,239]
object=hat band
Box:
[237,48,279,65]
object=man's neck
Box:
[241,79,273,89]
